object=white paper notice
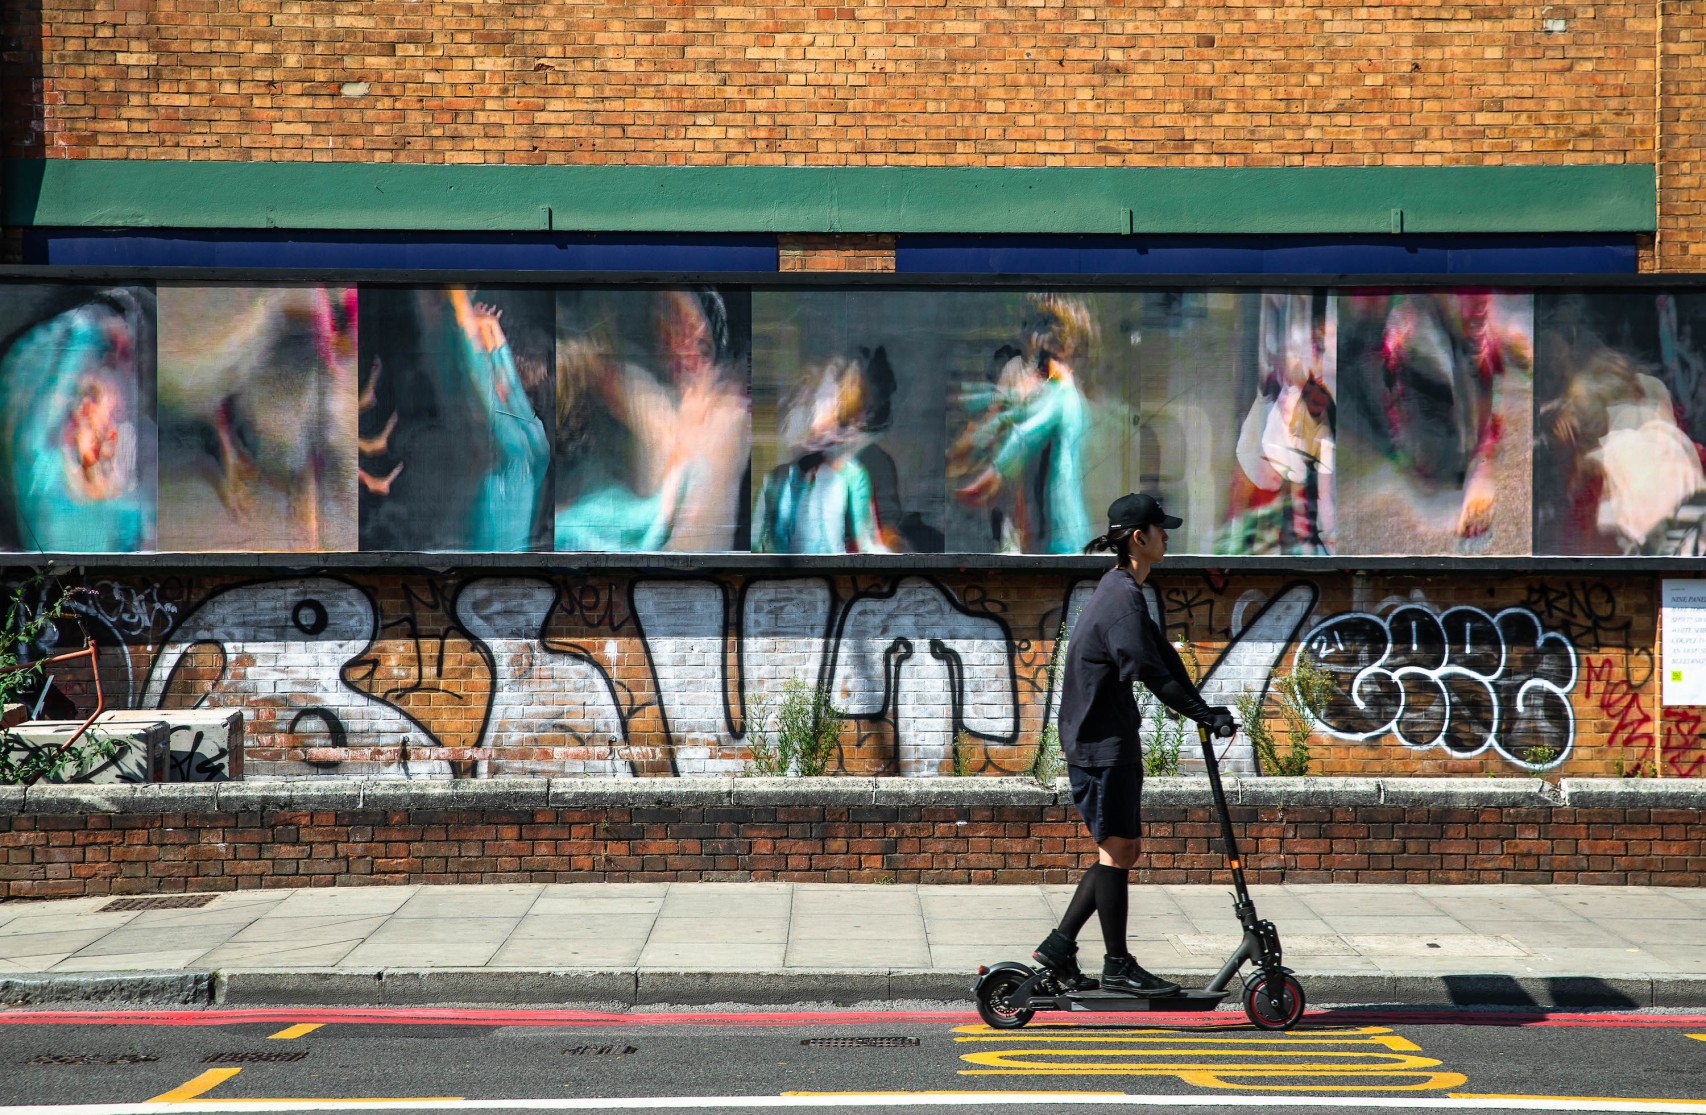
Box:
[1662,579,1706,706]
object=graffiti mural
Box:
[453,577,630,777]
[631,577,834,774]
[139,576,437,778]
[0,567,1685,781]
[1299,603,1577,769]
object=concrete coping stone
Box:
[217,780,365,813]
[1560,778,1706,809]
[20,783,146,814]
[359,779,547,811]
[1235,776,1383,806]
[731,777,878,806]
[872,776,1054,806]
[1133,776,1216,806]
[546,777,735,808]
[8,776,1699,815]
[1378,777,1560,807]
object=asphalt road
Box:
[0,1005,1702,1114]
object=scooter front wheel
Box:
[976,969,1035,1030]
[1243,972,1306,1031]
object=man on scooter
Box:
[1033,492,1237,997]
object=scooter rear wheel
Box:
[976,969,1035,1030]
[1243,972,1306,1031]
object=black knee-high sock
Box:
[1058,864,1105,939]
[1095,866,1131,957]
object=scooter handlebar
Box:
[1199,720,1239,740]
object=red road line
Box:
[0,1007,1703,1028]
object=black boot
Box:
[1032,929,1098,991]
[1101,954,1181,998]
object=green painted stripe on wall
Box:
[1,159,1656,234]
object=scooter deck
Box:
[1048,989,1228,1012]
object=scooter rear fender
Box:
[971,960,1036,996]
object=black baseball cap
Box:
[1108,492,1181,531]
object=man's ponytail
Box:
[1084,525,1137,566]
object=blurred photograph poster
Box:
[1337,290,1535,556]
[1535,291,1706,556]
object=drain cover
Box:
[800,1036,919,1048]
[100,895,216,912]
[30,1054,158,1065]
[563,1045,636,1056]
[202,1051,308,1064]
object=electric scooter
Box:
[972,721,1307,1031]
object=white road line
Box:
[1,1093,1704,1114]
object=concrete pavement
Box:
[1,880,1703,1009]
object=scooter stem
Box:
[1198,724,1252,910]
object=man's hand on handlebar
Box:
[1203,706,1237,738]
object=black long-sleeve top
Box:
[1056,567,1215,768]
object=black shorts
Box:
[1067,763,1142,844]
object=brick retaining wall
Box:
[3,779,1701,899]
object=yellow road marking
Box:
[1452,1095,1706,1107]
[268,1023,323,1040]
[954,1022,1463,1092]
[1688,1034,1706,1042]
[147,1068,241,1103]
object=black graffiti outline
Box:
[629,574,839,776]
[824,575,1022,776]
[145,573,436,753]
[1298,602,1578,769]
[449,575,636,760]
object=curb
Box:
[4,968,1701,1010]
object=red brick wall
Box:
[3,799,1701,899]
[1,2,1687,265]
[26,568,1698,783]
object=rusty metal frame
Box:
[0,638,106,787]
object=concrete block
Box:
[1138,776,1215,806]
[1275,971,1395,1007]
[1237,777,1382,807]
[547,778,734,808]
[0,971,214,1006]
[215,968,636,1007]
[0,785,22,814]
[872,777,1054,807]
[22,782,145,814]
[100,709,244,782]
[1652,975,1706,1008]
[635,968,883,1006]
[732,777,877,806]
[1561,779,1706,809]
[890,969,986,1002]
[355,781,458,812]
[440,778,549,810]
[1,703,25,729]
[126,783,220,814]
[1380,778,1557,808]
[1399,972,1650,1009]
[3,720,163,784]
[217,780,363,813]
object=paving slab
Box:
[0,880,1702,1009]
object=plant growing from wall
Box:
[1238,657,1334,777]
[1030,620,1068,784]
[951,729,977,777]
[0,573,118,786]
[1135,640,1200,777]
[758,678,843,778]
[740,692,782,776]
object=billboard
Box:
[3,275,1701,560]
